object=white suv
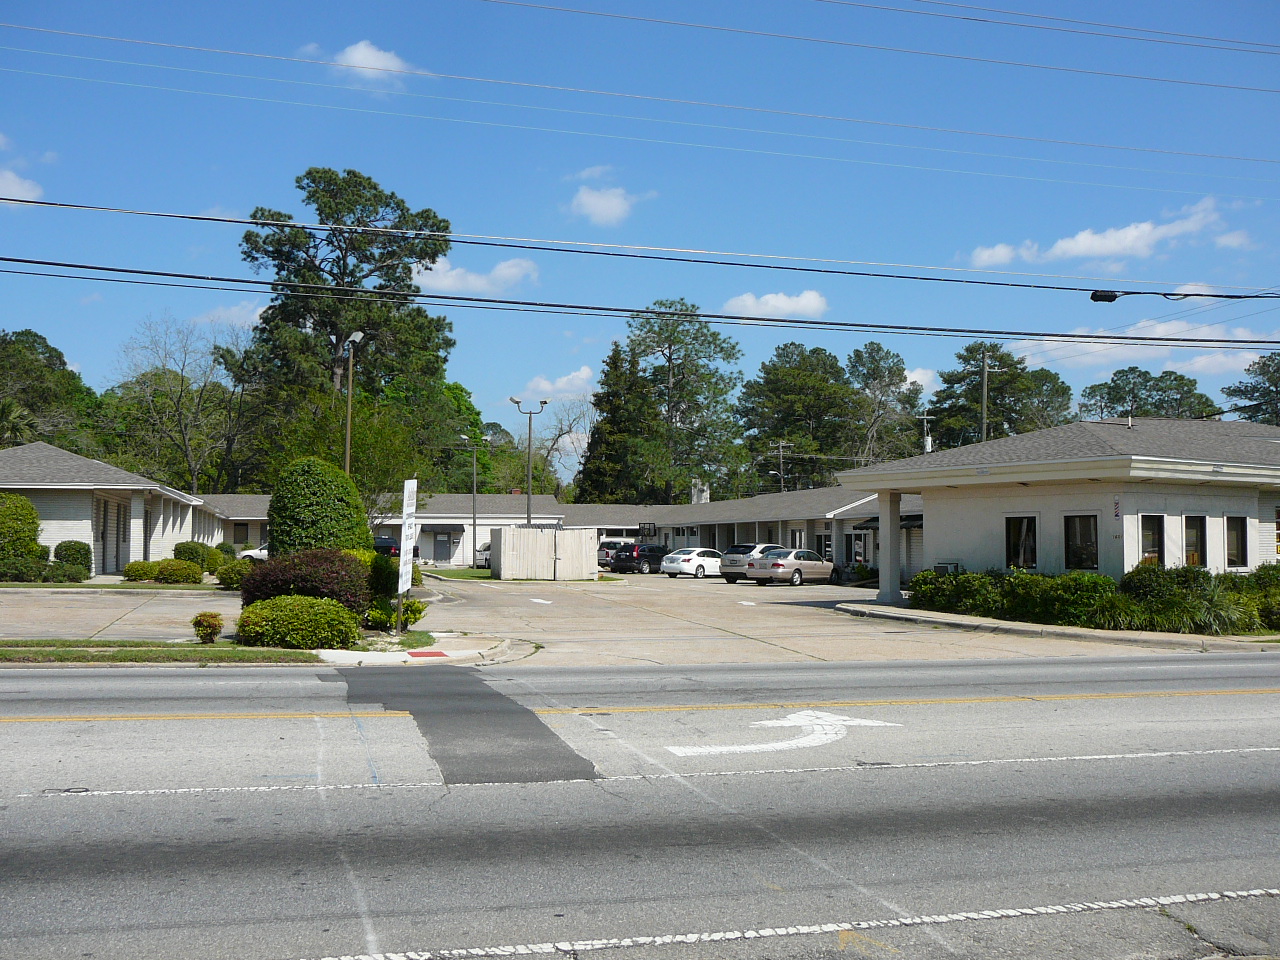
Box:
[718,543,785,583]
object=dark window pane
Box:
[1140,515,1164,566]
[1184,516,1206,567]
[1064,515,1098,569]
[1226,516,1248,567]
[1005,516,1037,569]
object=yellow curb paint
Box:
[534,688,1280,716]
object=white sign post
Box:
[396,479,418,634]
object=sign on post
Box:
[398,479,418,595]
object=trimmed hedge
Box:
[267,457,372,557]
[908,564,1271,636]
[154,558,205,584]
[54,540,93,569]
[215,541,237,559]
[123,560,159,582]
[239,548,370,615]
[237,595,361,650]
[365,596,427,631]
[216,558,253,590]
[43,561,89,583]
[173,541,207,566]
[0,553,46,582]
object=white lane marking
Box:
[16,746,1280,799]
[667,709,901,757]
[531,599,553,604]
[738,601,756,606]
[296,888,1280,959]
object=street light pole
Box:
[509,397,549,525]
[461,433,491,567]
[342,331,364,474]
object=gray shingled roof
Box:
[561,487,917,527]
[840,418,1280,480]
[0,441,167,489]
[198,494,273,520]
[413,493,563,516]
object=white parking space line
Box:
[295,888,1280,960]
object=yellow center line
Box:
[0,711,411,723]
[533,688,1280,715]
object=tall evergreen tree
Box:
[575,342,662,503]
[1080,366,1217,420]
[845,341,923,463]
[1224,353,1280,424]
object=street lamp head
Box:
[460,433,471,442]
[508,396,521,406]
[346,330,365,344]
[539,399,550,408]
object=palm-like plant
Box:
[0,398,37,447]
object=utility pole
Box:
[918,414,934,453]
[766,439,793,491]
[980,346,1001,442]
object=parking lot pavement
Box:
[0,589,243,641]
[422,574,1195,667]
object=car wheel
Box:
[724,575,740,583]
[667,572,677,578]
[789,569,803,586]
[694,565,705,579]
[640,560,651,574]
[756,578,768,586]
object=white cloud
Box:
[906,367,938,397]
[332,40,411,86]
[722,290,829,319]
[569,165,612,181]
[569,185,647,226]
[1012,315,1266,374]
[970,198,1223,267]
[1172,283,1220,298]
[1215,230,1250,249]
[0,133,11,150]
[1164,350,1260,377]
[414,257,538,294]
[523,365,595,400]
[190,300,265,328]
[0,168,42,202]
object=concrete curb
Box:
[316,637,514,666]
[835,602,1274,652]
[0,587,226,599]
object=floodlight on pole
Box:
[343,331,365,475]
[509,397,550,525]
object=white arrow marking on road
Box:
[737,601,756,606]
[666,709,900,756]
[530,599,552,604]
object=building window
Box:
[1064,515,1098,570]
[1226,516,1248,567]
[1184,516,1206,567]
[790,529,805,548]
[233,522,249,543]
[1005,516,1037,569]
[1140,515,1164,566]
[1275,507,1279,556]
[815,533,832,560]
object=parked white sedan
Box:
[661,548,723,579]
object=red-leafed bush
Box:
[239,548,370,615]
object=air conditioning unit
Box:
[933,562,960,574]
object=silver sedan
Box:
[744,548,834,586]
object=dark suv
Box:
[610,543,668,574]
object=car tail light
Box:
[747,561,755,568]
[771,561,786,568]
[681,557,691,562]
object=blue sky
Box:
[2,0,1278,453]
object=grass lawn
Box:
[0,639,320,664]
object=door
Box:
[434,533,451,562]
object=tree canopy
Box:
[1079,366,1217,420]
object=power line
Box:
[473,0,1280,95]
[0,22,1274,167]
[10,44,1277,186]
[11,64,1274,202]
[6,197,1271,295]
[3,254,1278,348]
[805,0,1280,56]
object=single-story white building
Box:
[0,442,224,574]
[199,494,272,549]
[836,417,1280,603]
[374,493,563,566]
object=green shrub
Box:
[1143,592,1204,633]
[0,553,46,582]
[173,541,207,566]
[343,548,376,570]
[1258,587,1280,630]
[412,562,423,587]
[191,611,224,643]
[267,457,372,557]
[1166,565,1213,597]
[237,595,361,649]
[54,540,93,569]
[1197,583,1261,635]
[43,561,89,583]
[369,552,398,598]
[998,569,1054,622]
[1249,563,1280,592]
[122,560,159,581]
[215,541,237,559]
[0,492,40,547]
[951,571,1003,616]
[1090,593,1147,631]
[1118,564,1181,602]
[239,548,370,614]
[1042,571,1117,627]
[216,558,252,590]
[906,570,947,609]
[364,596,427,631]
[154,558,204,584]
[202,545,226,574]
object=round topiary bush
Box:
[239,548,371,614]
[267,457,372,557]
[237,595,361,649]
[54,540,93,569]
[216,558,252,590]
[154,558,205,584]
[122,560,159,582]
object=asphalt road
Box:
[2,655,1279,960]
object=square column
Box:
[876,491,903,603]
